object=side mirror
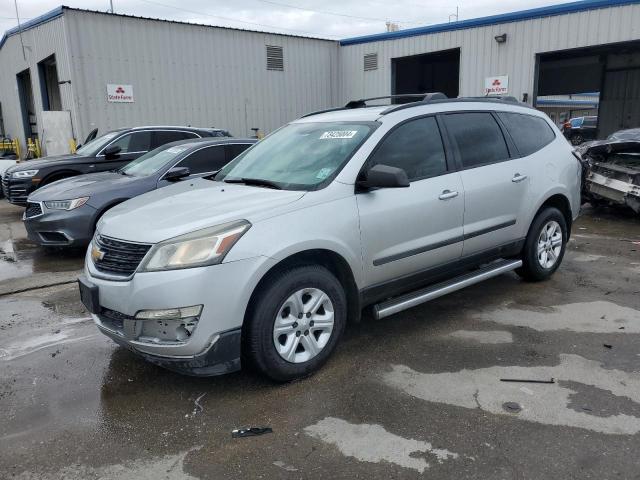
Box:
[357,164,410,190]
[164,166,190,181]
[103,145,122,158]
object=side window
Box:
[442,113,510,169]
[498,112,556,157]
[152,130,199,148]
[177,146,226,174]
[107,131,151,154]
[368,116,447,181]
[225,143,252,162]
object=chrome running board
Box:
[373,259,522,320]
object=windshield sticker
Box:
[319,130,358,140]
[166,145,190,154]
[316,167,333,180]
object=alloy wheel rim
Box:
[273,288,334,364]
[537,220,562,269]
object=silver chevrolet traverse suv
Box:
[79,93,581,381]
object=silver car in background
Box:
[79,94,581,381]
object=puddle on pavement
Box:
[0,238,85,282]
[384,354,640,435]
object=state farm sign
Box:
[484,75,509,96]
[107,84,134,103]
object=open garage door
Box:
[392,48,460,103]
[535,41,640,140]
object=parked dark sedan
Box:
[23,137,255,247]
[2,126,231,205]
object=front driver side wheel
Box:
[516,207,567,281]
[243,265,347,382]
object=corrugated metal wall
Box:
[0,15,77,149]
[338,3,640,104]
[64,10,338,140]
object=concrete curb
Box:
[0,270,82,297]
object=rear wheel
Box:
[516,207,567,281]
[244,265,346,382]
[570,134,584,146]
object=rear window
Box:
[442,112,510,169]
[498,112,556,157]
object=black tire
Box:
[243,265,347,382]
[570,134,584,146]
[516,207,568,282]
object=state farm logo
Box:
[492,79,501,86]
[107,84,134,103]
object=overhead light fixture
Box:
[495,33,507,44]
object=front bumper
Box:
[2,176,36,205]
[24,203,98,246]
[84,251,276,375]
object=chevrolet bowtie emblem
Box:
[91,244,105,262]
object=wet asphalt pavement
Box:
[1,200,640,479]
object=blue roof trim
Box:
[340,0,640,46]
[537,99,599,106]
[0,6,64,50]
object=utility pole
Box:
[109,0,114,13]
[14,0,26,60]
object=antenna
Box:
[109,0,114,13]
[448,6,459,23]
[13,0,26,60]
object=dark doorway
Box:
[392,48,460,103]
[535,41,640,138]
[16,68,37,140]
[38,55,62,111]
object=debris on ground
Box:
[502,402,522,413]
[603,344,613,349]
[273,460,298,472]
[232,427,273,438]
[500,378,555,384]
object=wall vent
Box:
[364,53,378,71]
[266,45,284,71]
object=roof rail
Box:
[344,92,447,109]
[301,92,447,118]
[381,94,532,115]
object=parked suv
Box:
[79,94,581,381]
[2,126,231,205]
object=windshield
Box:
[76,131,122,156]
[215,122,374,190]
[120,144,192,177]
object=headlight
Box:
[44,197,90,210]
[12,169,38,178]
[139,220,251,272]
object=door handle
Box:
[439,190,459,200]
[512,173,528,183]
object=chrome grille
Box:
[93,235,152,277]
[25,201,43,218]
[1,175,28,204]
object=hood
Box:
[98,178,306,243]
[6,154,83,174]
[581,139,640,158]
[28,171,143,201]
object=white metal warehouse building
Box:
[1,0,639,156]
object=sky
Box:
[3,0,576,40]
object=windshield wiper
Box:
[224,177,282,190]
